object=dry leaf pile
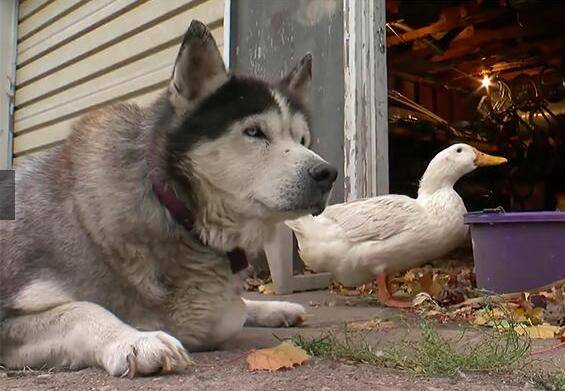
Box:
[330,257,565,341]
[330,263,477,307]
[246,342,309,371]
[413,282,565,341]
[248,249,565,343]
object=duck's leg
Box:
[376,274,412,309]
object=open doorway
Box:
[386,0,565,212]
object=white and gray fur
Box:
[0,20,337,376]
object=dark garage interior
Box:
[386,0,565,212]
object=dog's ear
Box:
[168,20,228,115]
[280,53,312,108]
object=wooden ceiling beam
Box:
[387,4,505,47]
[431,8,565,62]
[421,36,563,78]
[390,9,564,65]
[430,23,561,63]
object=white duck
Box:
[285,143,507,308]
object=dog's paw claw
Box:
[102,331,191,377]
[125,353,137,379]
[161,355,172,374]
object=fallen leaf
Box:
[514,323,562,339]
[494,320,513,332]
[412,292,439,309]
[246,342,309,371]
[424,310,450,323]
[517,292,532,310]
[509,306,545,324]
[510,307,527,322]
[258,282,274,295]
[525,307,544,324]
[473,308,506,326]
[339,287,357,296]
[347,319,395,331]
[404,269,447,298]
[243,277,264,291]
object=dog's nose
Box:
[308,162,338,191]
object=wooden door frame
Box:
[343,0,389,200]
[225,0,389,293]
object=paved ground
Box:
[2,290,563,390]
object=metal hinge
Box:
[6,75,15,114]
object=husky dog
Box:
[0,21,337,377]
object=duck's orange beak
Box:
[473,148,508,167]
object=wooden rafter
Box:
[387,1,565,91]
[387,4,505,47]
[389,5,564,64]
[430,23,562,63]
[434,36,564,76]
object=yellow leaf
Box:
[527,307,544,324]
[514,323,561,339]
[339,287,351,296]
[403,269,446,298]
[246,342,309,371]
[510,307,527,322]
[258,282,274,295]
[473,308,505,326]
[404,270,418,282]
[348,319,395,331]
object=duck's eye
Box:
[300,136,306,146]
[456,147,463,153]
[244,127,266,139]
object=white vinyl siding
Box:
[13,0,225,165]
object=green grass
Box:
[293,318,565,388]
[292,319,530,376]
[530,372,565,391]
[412,320,530,375]
[293,332,387,367]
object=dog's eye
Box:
[244,127,266,139]
[456,147,463,153]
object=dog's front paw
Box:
[100,330,192,377]
[247,301,306,327]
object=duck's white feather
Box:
[322,195,424,243]
[285,143,499,287]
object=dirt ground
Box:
[2,291,563,391]
[0,357,540,391]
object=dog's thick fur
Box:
[0,21,337,376]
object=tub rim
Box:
[464,211,565,224]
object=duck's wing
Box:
[321,195,425,243]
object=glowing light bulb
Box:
[481,74,491,88]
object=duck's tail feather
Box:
[284,215,318,249]
[284,214,314,232]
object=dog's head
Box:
[164,21,337,221]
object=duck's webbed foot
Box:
[376,274,412,309]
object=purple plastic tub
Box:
[464,210,565,294]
